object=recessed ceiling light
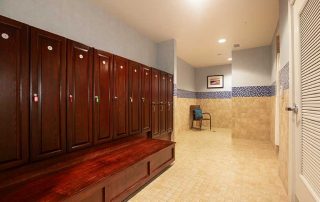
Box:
[228,58,232,61]
[218,38,227,44]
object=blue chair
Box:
[190,105,212,131]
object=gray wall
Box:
[176,58,196,91]
[232,46,272,87]
[157,39,176,75]
[0,0,157,67]
[195,65,232,92]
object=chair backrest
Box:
[190,105,201,121]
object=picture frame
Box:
[207,75,224,89]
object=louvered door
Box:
[293,0,320,201]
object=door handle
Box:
[95,96,100,103]
[286,104,298,113]
[33,94,39,102]
[141,97,145,103]
[69,94,73,103]
[114,96,118,100]
[130,97,133,103]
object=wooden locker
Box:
[113,56,129,139]
[0,16,29,170]
[93,49,113,144]
[30,28,67,160]
[151,69,160,136]
[67,40,93,151]
[166,74,174,132]
[159,72,167,134]
[141,66,151,133]
[128,61,141,135]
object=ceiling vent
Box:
[233,44,240,48]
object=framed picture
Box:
[207,75,224,89]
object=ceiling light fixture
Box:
[228,58,232,61]
[218,38,227,44]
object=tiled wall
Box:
[232,91,272,141]
[279,63,289,193]
[174,85,274,140]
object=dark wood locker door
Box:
[141,66,151,133]
[151,69,160,136]
[67,40,93,151]
[113,56,129,139]
[159,72,167,134]
[0,16,29,170]
[166,74,173,132]
[93,50,113,145]
[128,61,141,135]
[30,28,67,160]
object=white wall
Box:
[157,39,176,75]
[232,46,272,87]
[279,0,289,68]
[0,0,157,67]
[176,58,196,91]
[195,64,232,92]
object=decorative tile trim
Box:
[232,86,272,97]
[196,91,232,99]
[271,81,276,96]
[280,62,289,90]
[173,84,178,97]
[177,89,196,98]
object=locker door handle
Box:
[130,97,133,103]
[141,97,145,102]
[95,96,100,103]
[114,96,118,100]
[33,94,39,103]
[69,94,73,103]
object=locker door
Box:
[0,16,29,170]
[151,69,160,136]
[113,56,129,139]
[30,28,67,160]
[141,66,151,133]
[128,61,141,135]
[67,40,93,151]
[93,50,113,144]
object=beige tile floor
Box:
[130,129,288,202]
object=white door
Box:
[292,0,320,201]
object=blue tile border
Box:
[177,89,197,99]
[173,84,178,97]
[196,91,232,99]
[271,81,276,96]
[232,86,272,97]
[280,63,289,90]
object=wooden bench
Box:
[0,137,175,202]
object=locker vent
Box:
[300,0,320,197]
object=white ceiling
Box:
[95,0,279,67]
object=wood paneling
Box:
[30,28,67,161]
[151,69,160,136]
[67,40,93,151]
[112,56,129,139]
[0,16,29,170]
[141,66,151,133]
[93,50,113,145]
[128,61,141,135]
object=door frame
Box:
[289,0,320,201]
